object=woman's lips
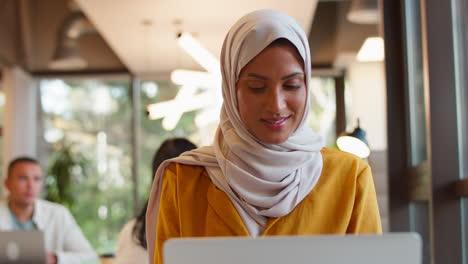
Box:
[261,116,289,130]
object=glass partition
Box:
[452,0,468,261]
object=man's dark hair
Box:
[7,156,40,177]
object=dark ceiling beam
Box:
[309,0,379,68]
[4,0,127,74]
[17,0,35,70]
[0,0,20,67]
[334,2,379,55]
[309,1,339,66]
[31,68,130,78]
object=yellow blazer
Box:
[155,148,382,264]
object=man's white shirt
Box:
[0,199,98,264]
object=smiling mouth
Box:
[262,116,290,129]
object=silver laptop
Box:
[0,231,46,264]
[164,233,421,264]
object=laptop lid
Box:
[164,233,421,264]
[0,231,46,264]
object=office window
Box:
[308,77,337,147]
[138,80,199,201]
[40,78,134,254]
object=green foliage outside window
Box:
[41,79,134,254]
[45,140,90,210]
[41,79,199,255]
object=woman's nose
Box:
[265,86,286,113]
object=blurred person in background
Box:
[113,138,197,264]
[0,156,98,264]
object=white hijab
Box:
[146,8,324,261]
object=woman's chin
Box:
[256,135,288,145]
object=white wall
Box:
[1,66,38,197]
[347,61,387,151]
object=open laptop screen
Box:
[164,233,421,264]
[0,231,46,264]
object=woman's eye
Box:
[284,79,303,90]
[248,87,265,93]
[248,85,265,89]
[284,84,301,90]
[247,82,265,91]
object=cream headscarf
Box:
[146,8,324,262]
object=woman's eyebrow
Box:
[245,73,269,80]
[281,72,304,80]
[242,72,304,80]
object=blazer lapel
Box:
[206,183,249,236]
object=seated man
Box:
[0,157,98,264]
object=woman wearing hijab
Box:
[146,9,382,264]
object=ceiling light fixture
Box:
[170,69,220,88]
[147,31,222,131]
[161,84,197,130]
[347,0,380,24]
[177,32,221,76]
[356,37,384,62]
[49,11,96,70]
[147,92,214,120]
[336,119,371,158]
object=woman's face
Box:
[236,43,307,144]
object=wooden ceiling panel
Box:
[0,0,20,67]
[309,1,379,69]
